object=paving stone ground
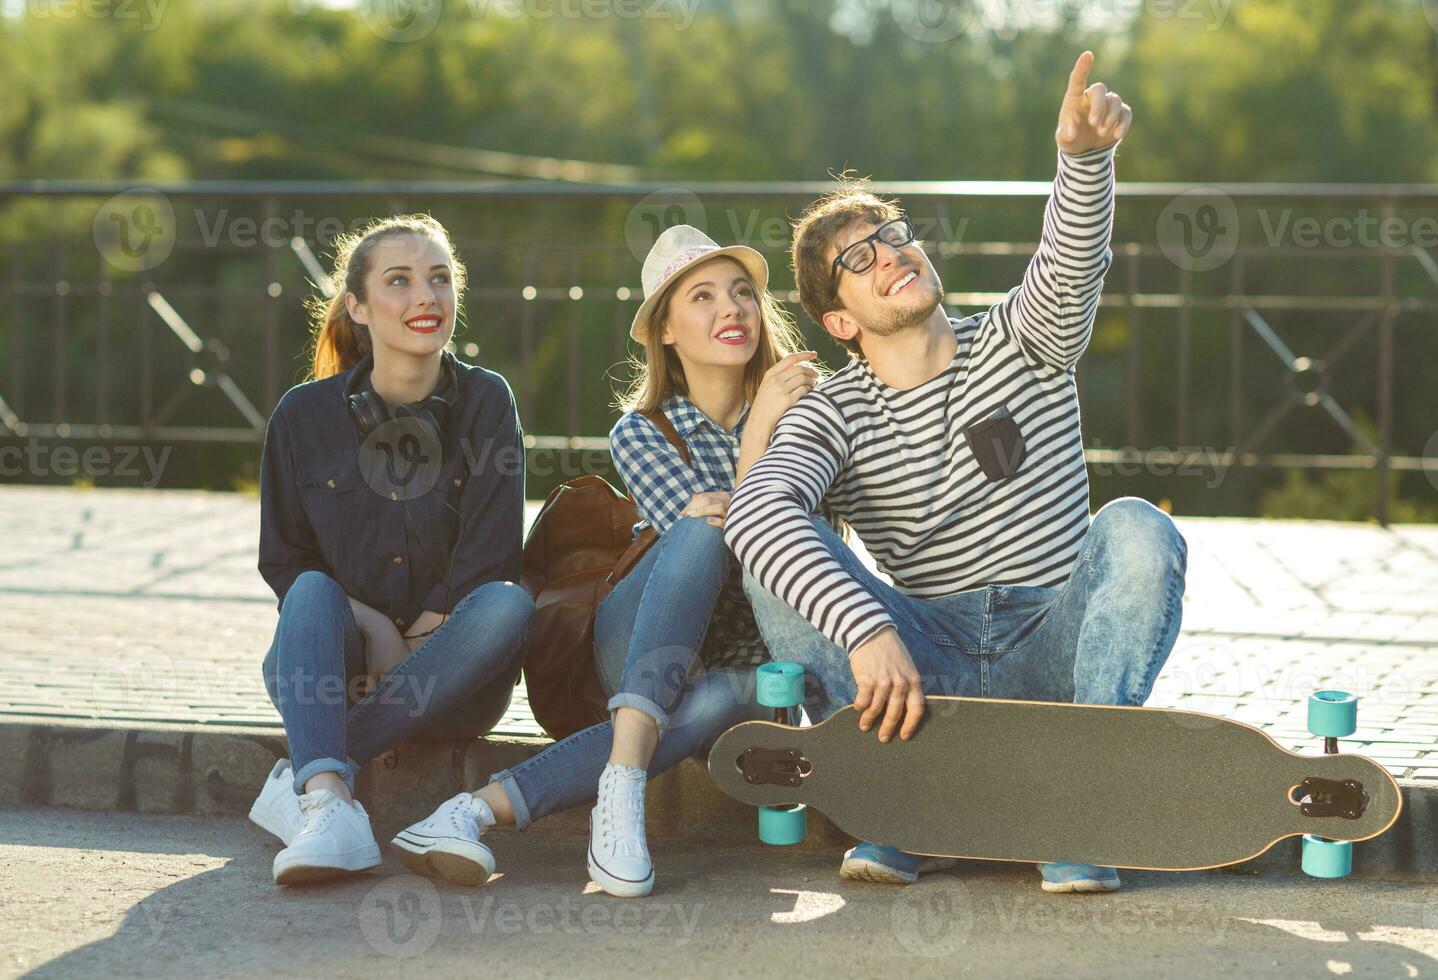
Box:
[1,486,1435,779]
[5,807,1438,980]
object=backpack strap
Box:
[603,407,693,592]
[641,408,692,468]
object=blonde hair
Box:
[305,213,469,380]
[616,260,814,414]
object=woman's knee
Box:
[271,571,357,674]
[662,513,728,556]
[287,566,343,603]
[486,579,536,621]
[456,580,534,627]
[282,570,346,615]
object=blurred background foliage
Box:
[1,0,1436,520]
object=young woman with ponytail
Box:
[251,214,535,886]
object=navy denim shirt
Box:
[258,349,525,632]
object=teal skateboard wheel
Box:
[759,804,807,846]
[1307,690,1357,739]
[757,662,805,709]
[755,664,806,845]
[1301,835,1352,878]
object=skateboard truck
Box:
[1296,777,1367,820]
[740,747,810,787]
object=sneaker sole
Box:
[1040,877,1122,894]
[391,833,495,887]
[586,854,654,898]
[840,856,958,885]
[841,856,916,884]
[273,843,381,886]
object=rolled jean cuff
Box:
[292,756,355,796]
[489,770,533,831]
[607,692,669,733]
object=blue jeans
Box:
[262,570,535,794]
[743,497,1188,721]
[491,516,770,829]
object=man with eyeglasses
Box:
[724,52,1189,894]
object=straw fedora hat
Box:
[629,225,769,342]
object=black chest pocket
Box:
[962,406,1027,483]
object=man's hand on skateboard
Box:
[850,626,924,742]
[1055,50,1132,155]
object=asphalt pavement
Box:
[3,806,1436,979]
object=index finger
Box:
[1067,50,1094,97]
[859,679,890,732]
[853,675,875,713]
[779,350,819,365]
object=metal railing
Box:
[2,178,1436,522]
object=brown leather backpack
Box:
[519,410,690,739]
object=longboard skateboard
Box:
[708,680,1402,875]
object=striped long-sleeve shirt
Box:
[724,145,1116,653]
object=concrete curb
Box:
[1,716,1432,882]
[0,716,854,850]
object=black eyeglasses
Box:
[830,215,917,277]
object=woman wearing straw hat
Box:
[392,225,821,896]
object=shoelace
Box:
[449,795,489,837]
[599,776,647,857]
[294,791,338,837]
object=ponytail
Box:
[308,289,371,381]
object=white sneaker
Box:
[391,792,498,886]
[249,758,304,845]
[272,789,382,886]
[587,763,654,898]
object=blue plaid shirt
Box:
[609,394,769,672]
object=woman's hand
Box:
[735,351,821,487]
[749,351,820,435]
[402,610,448,653]
[348,596,410,686]
[684,491,732,529]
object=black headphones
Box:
[347,387,445,444]
[346,357,467,632]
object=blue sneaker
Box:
[1039,862,1121,894]
[840,843,958,884]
